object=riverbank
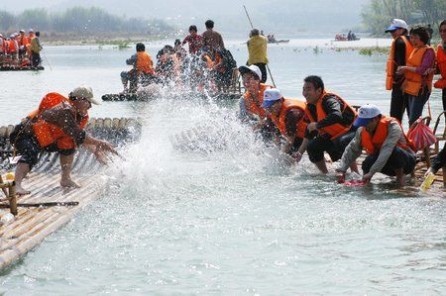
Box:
[39,32,175,46]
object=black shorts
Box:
[12,124,76,169]
[307,131,355,163]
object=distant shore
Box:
[39,32,175,46]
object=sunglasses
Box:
[71,97,91,106]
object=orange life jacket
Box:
[7,40,18,54]
[305,91,357,140]
[19,35,29,47]
[136,52,154,75]
[202,54,214,69]
[386,35,413,90]
[403,46,435,96]
[361,116,413,155]
[243,84,272,119]
[269,98,307,139]
[434,44,446,89]
[30,92,89,150]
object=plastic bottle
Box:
[420,172,435,191]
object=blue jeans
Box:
[407,88,430,126]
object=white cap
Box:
[385,19,409,32]
[69,86,100,105]
[354,104,382,127]
[262,88,283,108]
[238,65,262,80]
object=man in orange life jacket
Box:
[262,88,307,155]
[294,75,357,174]
[11,86,117,195]
[121,43,155,93]
[385,19,413,122]
[336,104,416,186]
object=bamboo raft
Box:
[0,117,141,270]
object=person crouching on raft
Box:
[261,88,307,156]
[335,104,416,186]
[10,86,118,195]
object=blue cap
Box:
[262,88,282,108]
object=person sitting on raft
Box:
[335,104,416,186]
[121,42,156,93]
[10,86,118,195]
[294,75,357,174]
[262,88,307,156]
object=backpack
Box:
[220,48,237,71]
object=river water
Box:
[1,38,446,295]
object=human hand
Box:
[396,66,405,75]
[335,170,346,183]
[424,168,434,177]
[362,172,374,184]
[292,151,302,163]
[307,122,318,132]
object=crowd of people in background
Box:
[0,29,43,69]
[120,19,237,94]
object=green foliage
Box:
[361,0,446,36]
[0,7,173,35]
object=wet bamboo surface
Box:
[0,117,140,271]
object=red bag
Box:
[407,118,437,151]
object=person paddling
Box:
[10,86,118,195]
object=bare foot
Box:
[60,179,81,188]
[16,185,31,196]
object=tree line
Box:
[0,7,174,36]
[361,0,446,36]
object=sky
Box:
[0,0,371,37]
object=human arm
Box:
[397,49,435,75]
[336,128,363,173]
[40,106,86,146]
[293,138,309,163]
[430,142,446,174]
[126,54,137,66]
[315,96,346,129]
[282,108,304,154]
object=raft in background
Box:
[0,65,44,71]
[101,91,243,102]
[0,117,141,271]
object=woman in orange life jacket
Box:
[10,86,117,195]
[120,43,156,93]
[238,65,275,140]
[294,75,358,174]
[336,104,416,187]
[261,88,307,156]
[396,26,435,126]
[433,20,446,112]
